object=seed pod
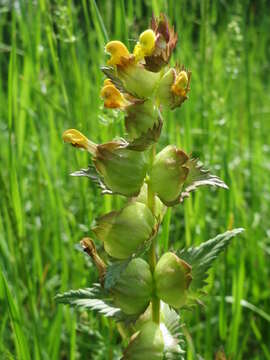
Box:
[125,100,160,140]
[94,142,147,196]
[117,62,161,99]
[149,145,189,205]
[112,258,153,315]
[122,321,164,360]
[154,252,192,308]
[93,202,156,259]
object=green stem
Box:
[147,145,160,324]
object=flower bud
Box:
[154,252,192,308]
[122,321,164,360]
[133,29,156,62]
[93,202,156,259]
[100,84,128,109]
[157,68,191,109]
[62,129,97,155]
[149,145,189,205]
[171,71,188,96]
[94,142,147,196]
[112,258,153,315]
[105,40,130,66]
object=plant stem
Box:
[147,145,160,324]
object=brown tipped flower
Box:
[154,252,192,309]
[62,129,97,154]
[143,14,178,72]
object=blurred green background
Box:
[0,0,270,359]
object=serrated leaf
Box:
[70,165,113,195]
[162,303,185,359]
[55,284,124,320]
[180,158,228,202]
[178,228,244,291]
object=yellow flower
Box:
[100,84,128,108]
[62,129,96,154]
[133,29,156,62]
[105,41,130,66]
[171,71,188,97]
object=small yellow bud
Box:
[100,84,127,108]
[105,40,130,66]
[139,29,156,56]
[171,71,188,96]
[133,29,156,62]
[62,129,96,154]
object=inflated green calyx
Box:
[112,258,153,315]
[93,202,156,259]
[122,321,164,360]
[154,252,192,308]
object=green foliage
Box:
[162,304,185,359]
[178,228,244,292]
[55,284,124,320]
[180,158,229,202]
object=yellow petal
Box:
[139,29,156,56]
[133,43,144,62]
[100,85,127,108]
[105,40,130,66]
[171,71,188,96]
[103,78,113,86]
[62,129,96,154]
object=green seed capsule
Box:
[149,145,189,205]
[117,63,161,99]
[112,258,153,315]
[93,202,156,259]
[125,100,159,140]
[156,68,176,106]
[154,252,192,308]
[94,142,147,197]
[122,321,164,360]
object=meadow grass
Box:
[0,0,270,359]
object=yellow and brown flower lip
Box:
[62,129,97,154]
